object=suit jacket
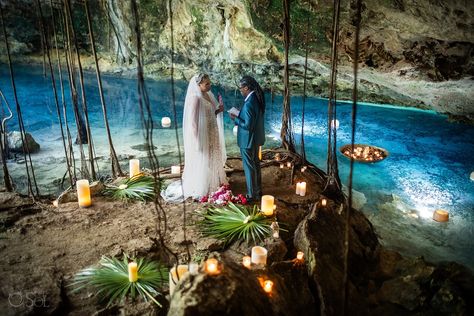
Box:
[235,93,265,149]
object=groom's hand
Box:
[229,112,237,119]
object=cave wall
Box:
[0,0,473,120]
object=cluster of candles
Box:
[342,145,386,162]
[295,182,307,196]
[280,162,292,169]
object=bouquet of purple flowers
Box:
[200,184,247,205]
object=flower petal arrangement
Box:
[200,184,247,205]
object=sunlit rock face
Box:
[1,0,473,121]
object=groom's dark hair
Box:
[240,75,265,113]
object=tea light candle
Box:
[296,251,304,260]
[263,280,273,293]
[128,262,138,282]
[242,256,251,269]
[299,182,307,196]
[76,179,91,207]
[169,264,189,295]
[287,162,292,168]
[251,246,267,265]
[205,258,221,275]
[171,165,181,174]
[321,198,327,207]
[129,159,140,178]
[258,146,262,160]
[433,209,449,222]
[161,117,171,128]
[233,125,238,136]
[261,195,276,216]
[280,163,284,169]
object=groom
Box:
[230,76,265,202]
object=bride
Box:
[163,73,227,201]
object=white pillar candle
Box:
[321,198,327,207]
[128,262,138,282]
[161,117,171,128]
[296,251,304,260]
[233,125,238,136]
[330,119,340,129]
[242,256,251,269]
[171,165,181,174]
[433,209,449,222]
[169,264,189,295]
[299,182,307,196]
[251,246,267,265]
[129,159,140,178]
[76,179,91,207]
[287,162,292,168]
[261,195,276,216]
[280,163,284,169]
[470,171,474,181]
[295,182,301,195]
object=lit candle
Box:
[76,179,91,207]
[296,251,304,260]
[280,163,284,169]
[287,162,292,168]
[161,117,171,128]
[299,182,307,196]
[242,256,251,269]
[433,209,449,222]
[261,195,276,216]
[233,125,238,136]
[171,165,181,174]
[470,171,474,181]
[301,166,307,172]
[321,199,327,207]
[295,182,301,195]
[251,246,267,265]
[330,119,340,129]
[128,262,138,282]
[205,258,221,275]
[129,159,140,178]
[258,146,262,160]
[263,280,273,294]
[169,264,189,295]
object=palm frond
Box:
[196,202,272,245]
[69,255,168,308]
[103,175,158,201]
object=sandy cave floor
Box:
[0,158,324,314]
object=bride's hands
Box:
[215,93,224,115]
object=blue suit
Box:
[235,92,265,199]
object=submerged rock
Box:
[7,131,40,154]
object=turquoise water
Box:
[1,65,473,270]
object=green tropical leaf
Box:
[69,254,168,308]
[103,175,159,202]
[196,202,272,245]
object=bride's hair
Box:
[195,73,209,84]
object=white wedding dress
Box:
[161,75,227,202]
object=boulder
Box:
[168,256,316,316]
[7,131,40,154]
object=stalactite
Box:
[84,0,123,177]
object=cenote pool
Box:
[1,65,473,271]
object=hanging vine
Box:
[84,0,123,177]
[300,14,311,162]
[0,3,40,198]
[280,0,296,152]
[0,89,13,191]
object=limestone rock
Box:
[378,276,425,311]
[7,131,40,154]
[168,257,316,316]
